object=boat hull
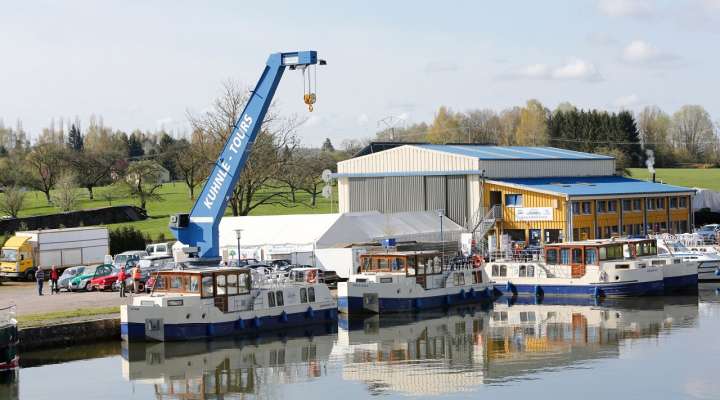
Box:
[491,279,665,298]
[121,307,338,342]
[337,286,493,314]
[698,261,720,282]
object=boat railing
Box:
[0,304,17,325]
[487,248,543,263]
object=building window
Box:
[670,197,678,208]
[622,199,632,211]
[582,201,592,214]
[597,201,607,213]
[505,194,523,207]
[660,222,667,232]
[679,220,688,233]
[633,199,642,210]
[647,198,656,210]
[608,200,617,212]
[572,201,580,214]
[679,197,687,208]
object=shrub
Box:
[109,226,148,255]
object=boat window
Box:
[380,277,393,283]
[378,258,388,270]
[216,274,226,295]
[499,265,507,277]
[408,256,416,268]
[527,264,535,277]
[651,260,666,266]
[201,276,214,298]
[599,247,607,260]
[453,273,460,286]
[308,287,316,302]
[391,257,404,271]
[458,273,465,285]
[546,249,558,264]
[155,276,167,290]
[492,264,499,276]
[417,261,426,275]
[572,248,582,264]
[560,249,570,264]
[276,291,284,306]
[519,265,527,277]
[585,248,598,265]
[239,273,250,294]
[189,276,200,293]
[362,257,371,272]
[227,274,238,295]
[300,288,308,303]
[520,311,536,322]
[268,292,276,307]
[615,264,629,269]
[170,276,183,290]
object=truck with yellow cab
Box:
[0,227,109,281]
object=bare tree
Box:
[25,143,66,203]
[171,132,209,200]
[671,105,716,161]
[70,147,125,199]
[0,186,26,218]
[124,161,165,211]
[52,173,81,212]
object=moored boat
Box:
[121,267,337,341]
[0,305,18,371]
[657,240,720,283]
[484,239,677,298]
[337,251,494,315]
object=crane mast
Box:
[170,51,324,262]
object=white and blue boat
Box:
[484,239,681,298]
[121,267,337,341]
[337,251,493,315]
[657,240,720,283]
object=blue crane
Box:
[169,51,325,262]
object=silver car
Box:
[57,266,86,292]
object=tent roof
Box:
[219,214,341,248]
[316,210,465,248]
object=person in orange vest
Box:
[132,265,142,294]
[117,267,127,298]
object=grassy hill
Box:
[11,183,338,239]
[628,168,720,191]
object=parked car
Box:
[270,259,291,269]
[57,266,87,292]
[89,266,122,291]
[68,264,115,292]
[113,251,148,269]
[696,224,720,243]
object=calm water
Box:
[3,287,720,400]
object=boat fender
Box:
[534,285,543,297]
[446,294,453,305]
[460,289,466,299]
[253,316,261,328]
[306,307,315,319]
[414,298,422,308]
[280,311,288,323]
[593,287,602,298]
[237,319,245,329]
[715,268,720,276]
[716,288,720,296]
[505,282,515,294]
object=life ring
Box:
[306,269,317,283]
[472,255,483,267]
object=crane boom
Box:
[170,51,322,261]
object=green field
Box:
[628,168,720,191]
[11,183,338,240]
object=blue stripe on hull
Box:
[663,274,698,293]
[121,308,338,341]
[338,289,493,315]
[492,280,664,298]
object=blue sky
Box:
[1,0,718,146]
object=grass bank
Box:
[17,306,121,328]
[628,168,720,191]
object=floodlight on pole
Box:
[234,229,243,260]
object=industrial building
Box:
[335,143,694,247]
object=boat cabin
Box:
[151,268,252,312]
[543,239,657,278]
[358,251,474,288]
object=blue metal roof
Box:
[416,145,613,160]
[497,176,694,197]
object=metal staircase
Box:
[469,205,501,254]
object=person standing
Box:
[117,267,127,298]
[132,265,142,294]
[36,268,45,296]
[50,265,59,294]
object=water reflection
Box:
[335,296,699,395]
[122,324,337,399]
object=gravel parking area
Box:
[0,281,132,316]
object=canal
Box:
[3,287,720,400]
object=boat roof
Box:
[551,238,654,247]
[364,250,441,256]
[158,266,249,275]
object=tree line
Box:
[0,80,352,219]
[375,100,720,170]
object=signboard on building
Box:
[460,233,473,256]
[515,207,553,221]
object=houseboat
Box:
[484,239,677,298]
[657,240,720,283]
[337,251,493,315]
[121,267,337,341]
[0,305,18,371]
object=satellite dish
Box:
[321,169,332,183]
[321,185,332,199]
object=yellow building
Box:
[483,176,694,245]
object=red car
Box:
[89,266,120,291]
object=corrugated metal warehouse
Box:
[335,143,695,246]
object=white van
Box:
[145,242,174,257]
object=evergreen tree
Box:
[67,124,84,151]
[127,132,145,158]
[320,138,335,152]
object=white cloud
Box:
[614,94,640,108]
[597,0,654,18]
[424,61,460,73]
[621,40,679,66]
[503,59,602,82]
